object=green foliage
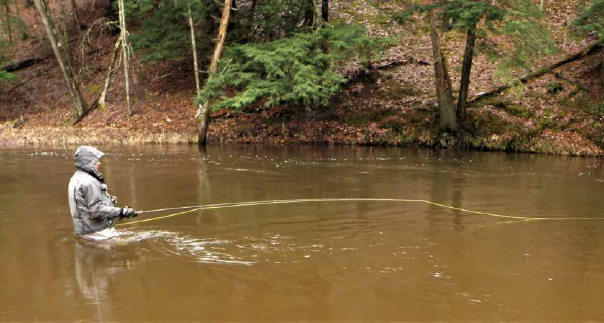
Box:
[0,69,16,82]
[495,17,557,84]
[126,0,218,61]
[394,0,557,81]
[394,0,505,29]
[573,0,604,43]
[125,0,321,62]
[237,0,313,42]
[0,37,16,83]
[197,24,388,112]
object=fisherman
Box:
[68,146,137,241]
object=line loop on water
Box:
[115,198,604,227]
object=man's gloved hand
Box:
[110,195,118,205]
[120,207,138,219]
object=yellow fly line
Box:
[115,198,604,227]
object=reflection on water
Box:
[73,237,146,321]
[1,145,604,320]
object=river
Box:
[1,145,604,320]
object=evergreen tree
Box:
[126,0,218,61]
[196,24,387,113]
[573,0,604,43]
[127,0,319,61]
[240,0,314,41]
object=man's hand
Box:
[120,207,138,219]
[110,195,118,205]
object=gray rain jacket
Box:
[68,146,122,235]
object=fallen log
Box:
[469,40,602,104]
[377,56,430,70]
[1,55,51,72]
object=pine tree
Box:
[573,0,604,43]
[196,24,386,113]
[126,0,218,61]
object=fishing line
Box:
[115,198,604,227]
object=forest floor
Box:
[0,0,603,156]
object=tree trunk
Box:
[69,0,80,30]
[198,0,233,145]
[188,1,203,112]
[188,2,201,93]
[456,25,476,122]
[251,0,257,12]
[4,0,12,44]
[429,11,457,133]
[322,0,328,22]
[118,0,132,116]
[33,0,86,117]
[303,0,313,26]
[99,37,121,107]
[72,38,122,126]
[312,0,323,28]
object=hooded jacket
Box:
[68,146,122,235]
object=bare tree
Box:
[118,0,132,116]
[187,1,201,96]
[33,0,87,117]
[197,0,233,145]
[69,0,80,30]
[99,38,121,108]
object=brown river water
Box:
[1,145,604,320]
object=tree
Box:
[187,0,204,118]
[196,24,386,113]
[69,0,81,30]
[118,0,133,116]
[322,0,329,22]
[125,0,219,62]
[98,38,121,108]
[198,0,233,145]
[429,11,458,132]
[573,0,604,43]
[33,0,86,117]
[396,0,556,136]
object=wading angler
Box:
[67,146,138,241]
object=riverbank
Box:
[2,101,602,157]
[1,0,602,156]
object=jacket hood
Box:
[74,146,104,172]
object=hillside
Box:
[0,0,602,155]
